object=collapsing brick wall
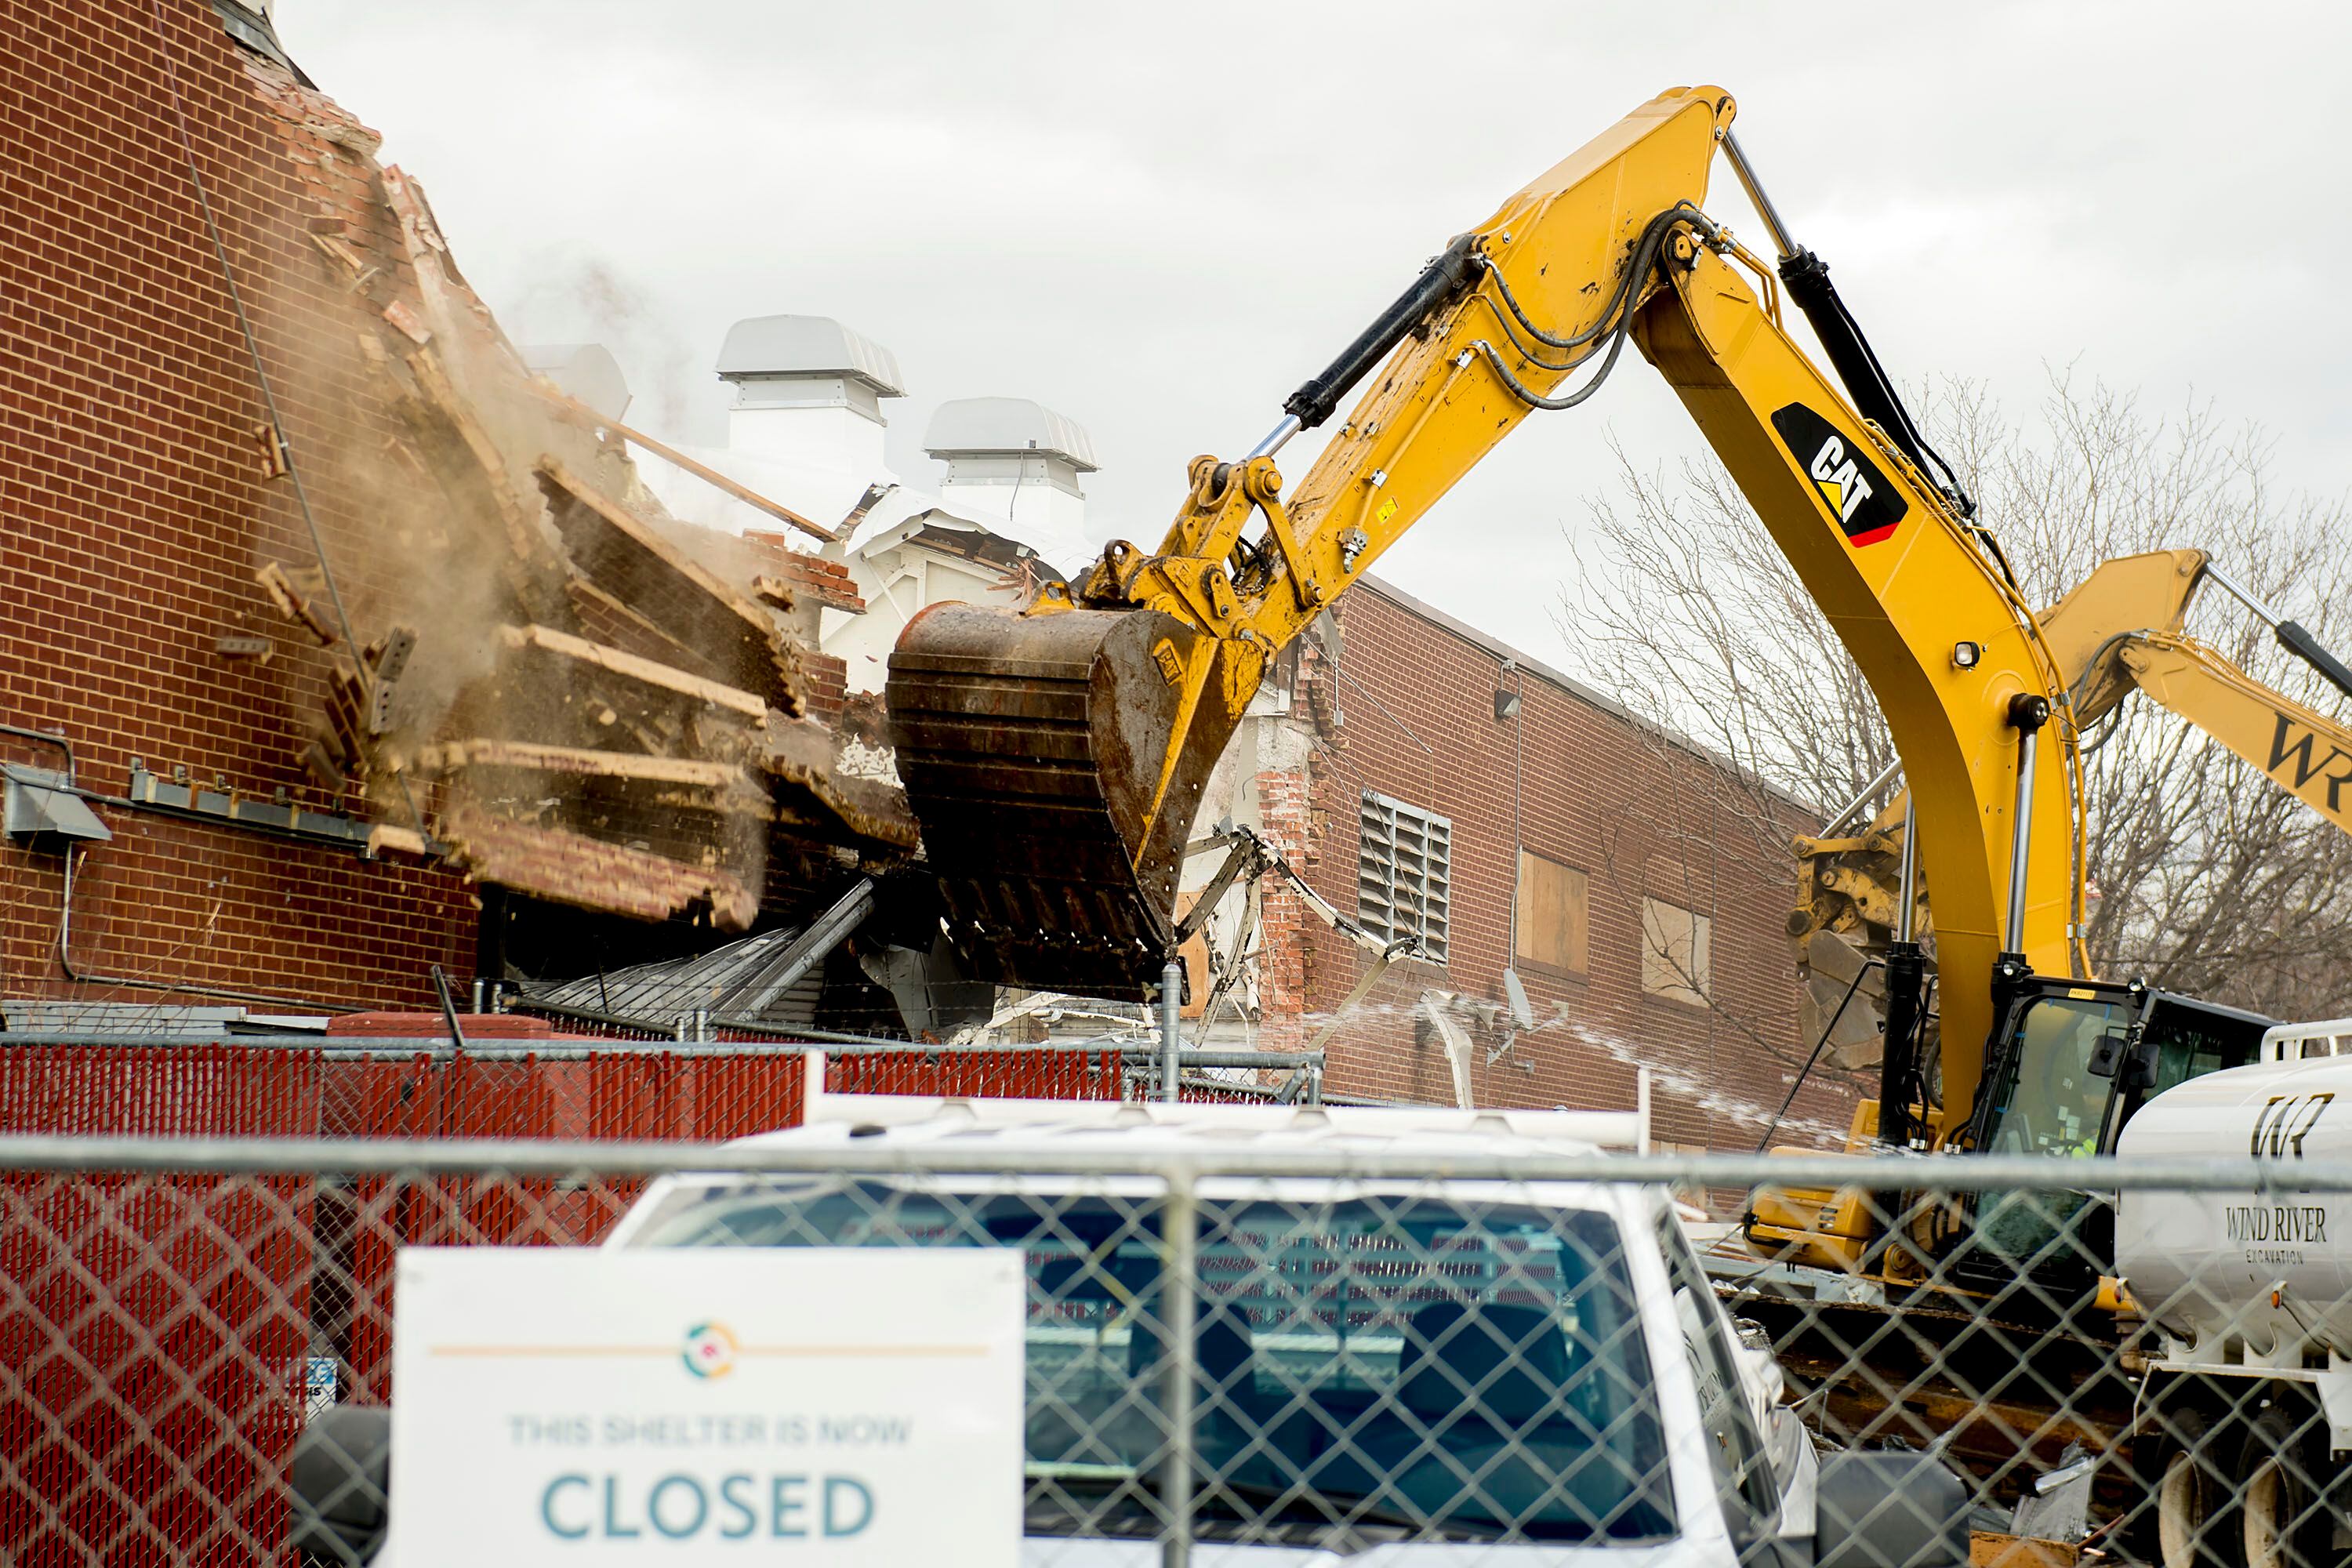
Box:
[239,67,914,931]
[1,1,482,1011]
[0,2,912,1015]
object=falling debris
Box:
[233,54,911,933]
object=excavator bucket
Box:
[885,601,1249,999]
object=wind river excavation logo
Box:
[681,1321,739,1379]
[2266,712,2352,811]
[1771,404,1907,547]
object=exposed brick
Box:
[1258,581,1869,1155]
[742,532,865,614]
[0,3,477,1010]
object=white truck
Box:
[293,1095,1969,1565]
[2114,1019,2352,1568]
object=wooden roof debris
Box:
[494,623,770,720]
[536,455,800,713]
[437,800,759,931]
[533,386,835,543]
[234,59,908,934]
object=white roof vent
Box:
[717,315,905,398]
[924,397,1097,472]
[521,343,630,421]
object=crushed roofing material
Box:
[525,924,823,1029]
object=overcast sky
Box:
[280,1,2351,664]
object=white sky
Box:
[279,0,2352,664]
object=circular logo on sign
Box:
[681,1320,739,1379]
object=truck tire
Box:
[2155,1406,2241,1568]
[2238,1406,2332,1568]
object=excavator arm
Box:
[1789,547,2352,1124]
[2046,549,2352,824]
[2119,636,2352,822]
[1795,550,2352,954]
[887,86,2078,1133]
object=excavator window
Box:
[1987,996,2122,1160]
[1980,989,2268,1162]
[2122,997,2266,1117]
[1954,986,2273,1287]
[1962,994,2131,1286]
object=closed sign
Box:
[386,1247,1025,1564]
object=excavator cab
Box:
[1965,978,2273,1160]
[1933,979,2274,1298]
[1747,976,2274,1291]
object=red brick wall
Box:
[0,1,475,1011]
[1286,582,1870,1152]
[1250,768,1312,1047]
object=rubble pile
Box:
[239,58,914,933]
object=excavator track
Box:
[886,601,1243,1000]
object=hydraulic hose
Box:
[1468,205,1698,412]
[1777,249,1975,518]
[1283,234,1483,431]
[1475,200,1719,350]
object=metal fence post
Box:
[1161,956,1182,1104]
[1159,1165,1197,1567]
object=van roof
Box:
[724,1092,1644,1163]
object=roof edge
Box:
[1354,575,1823,822]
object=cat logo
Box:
[1770,404,1908,547]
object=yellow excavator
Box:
[1767,544,2352,1281]
[884,85,2308,1286]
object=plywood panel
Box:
[1515,851,1588,974]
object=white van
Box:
[296,1097,1968,1566]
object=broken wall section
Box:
[238,56,914,939]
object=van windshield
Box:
[637,1182,1674,1546]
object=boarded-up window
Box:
[1174,890,1210,1019]
[1641,897,1712,1004]
[1359,790,1450,963]
[1515,851,1589,974]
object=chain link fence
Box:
[4,1134,2347,1566]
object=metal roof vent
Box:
[521,343,631,422]
[923,397,1098,473]
[715,317,905,470]
[717,316,905,400]
[3,764,111,848]
[924,397,1099,540]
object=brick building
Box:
[0,1,906,1022]
[1188,576,1871,1154]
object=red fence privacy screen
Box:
[0,1038,1133,1565]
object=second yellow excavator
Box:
[884,85,2303,1287]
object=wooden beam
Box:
[536,455,799,711]
[417,739,746,789]
[535,386,836,543]
[495,623,768,720]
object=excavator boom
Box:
[2117,634,2352,830]
[888,87,2078,1127]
